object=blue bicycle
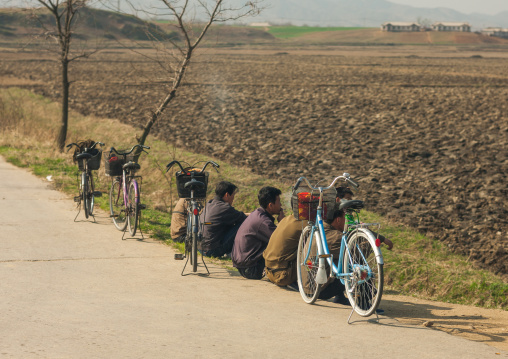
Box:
[293,173,384,320]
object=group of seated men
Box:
[170,181,393,305]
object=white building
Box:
[381,22,421,32]
[481,27,508,39]
[431,22,471,32]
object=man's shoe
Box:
[287,282,299,291]
[333,294,350,305]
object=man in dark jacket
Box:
[201,181,247,258]
[232,186,285,279]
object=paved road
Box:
[0,156,506,358]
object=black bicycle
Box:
[166,160,219,274]
[66,141,104,221]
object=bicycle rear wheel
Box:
[297,225,322,304]
[127,180,139,236]
[109,179,127,231]
[81,172,89,219]
[342,229,384,317]
[86,172,95,216]
[191,231,198,272]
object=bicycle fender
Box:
[351,228,384,265]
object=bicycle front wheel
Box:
[127,180,139,236]
[297,225,322,304]
[109,179,127,231]
[81,172,89,219]
[342,229,384,317]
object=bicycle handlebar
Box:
[108,144,150,157]
[293,173,359,193]
[166,160,220,173]
[66,141,105,152]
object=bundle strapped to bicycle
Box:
[291,184,336,222]
[67,140,104,172]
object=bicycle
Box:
[166,160,220,275]
[66,141,104,221]
[105,144,150,238]
[292,173,384,323]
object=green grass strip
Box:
[267,26,368,39]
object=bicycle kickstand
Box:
[138,210,145,240]
[201,251,210,275]
[73,202,81,222]
[347,305,380,325]
[180,255,190,276]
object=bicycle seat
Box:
[338,200,364,211]
[184,178,205,190]
[76,153,93,160]
[122,161,140,170]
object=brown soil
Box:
[0,45,507,280]
[297,28,508,45]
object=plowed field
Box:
[1,47,507,279]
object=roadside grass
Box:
[0,87,506,310]
[267,26,368,39]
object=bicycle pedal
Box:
[73,196,81,203]
[93,191,102,197]
[138,204,146,210]
[174,253,185,260]
[110,214,118,218]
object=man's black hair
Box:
[258,186,282,209]
[336,186,354,199]
[215,181,238,198]
[324,204,345,224]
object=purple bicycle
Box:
[105,144,150,237]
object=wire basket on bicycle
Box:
[291,183,336,221]
[71,139,102,171]
[175,168,209,199]
[104,150,136,176]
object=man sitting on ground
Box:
[263,215,307,287]
[170,198,187,243]
[335,186,393,250]
[201,181,247,258]
[265,205,349,304]
[232,186,285,280]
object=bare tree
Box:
[26,0,98,151]
[127,0,263,148]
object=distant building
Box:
[381,22,421,32]
[481,27,508,39]
[249,22,271,27]
[431,22,471,32]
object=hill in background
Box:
[0,7,507,47]
[0,7,177,42]
[242,0,508,29]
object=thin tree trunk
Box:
[57,59,69,152]
[136,51,192,152]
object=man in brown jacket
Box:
[170,198,187,243]
[264,206,349,305]
[263,216,307,287]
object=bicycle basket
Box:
[291,185,336,221]
[176,169,209,199]
[78,149,102,172]
[104,150,135,176]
